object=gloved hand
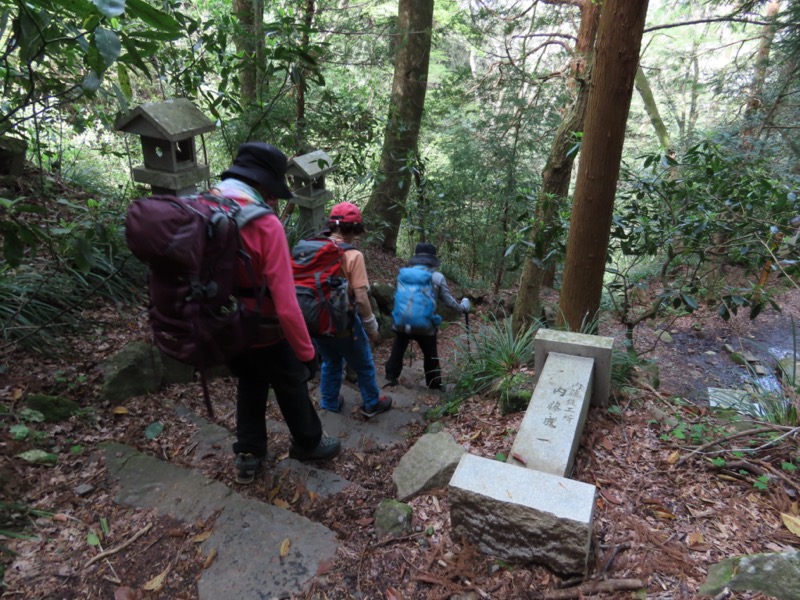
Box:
[303,356,318,382]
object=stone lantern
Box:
[114,98,215,196]
[287,150,338,235]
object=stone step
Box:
[104,443,339,600]
[307,383,425,451]
[508,352,594,477]
[448,453,596,576]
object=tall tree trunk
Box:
[745,0,780,122]
[233,0,263,105]
[512,0,600,334]
[558,0,650,332]
[635,65,671,151]
[295,0,316,153]
[364,0,434,252]
[686,53,699,142]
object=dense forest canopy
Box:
[0,0,798,345]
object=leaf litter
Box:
[0,253,798,598]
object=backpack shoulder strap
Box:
[235,203,273,228]
[195,192,273,228]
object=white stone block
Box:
[534,329,613,406]
[509,352,593,477]
[449,454,595,576]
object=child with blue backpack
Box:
[385,243,467,390]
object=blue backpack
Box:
[392,266,442,333]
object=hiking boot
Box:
[361,395,392,419]
[289,435,341,462]
[320,395,345,413]
[383,378,399,388]
[235,452,263,485]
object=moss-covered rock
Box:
[374,499,413,539]
[100,341,163,402]
[700,550,800,599]
[25,393,80,423]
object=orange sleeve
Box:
[341,249,369,290]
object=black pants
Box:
[227,339,322,458]
[385,331,441,390]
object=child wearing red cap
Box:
[314,202,393,418]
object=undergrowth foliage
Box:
[433,315,538,417]
[0,183,143,354]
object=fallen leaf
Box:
[600,489,623,505]
[112,406,129,415]
[280,538,291,558]
[781,513,800,537]
[17,449,58,465]
[469,430,482,441]
[386,586,404,600]
[290,490,300,504]
[144,421,164,440]
[142,564,171,591]
[600,437,614,451]
[167,528,184,538]
[202,548,217,569]
[667,450,681,464]
[356,517,373,526]
[114,586,139,600]
[307,491,318,504]
[511,452,528,466]
[652,509,677,519]
[273,498,291,510]
[268,486,281,502]
[686,531,705,546]
[11,388,23,401]
[192,530,212,543]
[316,558,335,575]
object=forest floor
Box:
[1,243,799,600]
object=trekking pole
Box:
[460,298,471,352]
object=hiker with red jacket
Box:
[314,202,393,418]
[385,243,467,391]
[214,142,340,483]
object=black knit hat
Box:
[408,242,440,268]
[220,142,293,199]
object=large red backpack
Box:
[125,193,271,416]
[291,237,355,336]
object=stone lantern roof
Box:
[114,98,215,141]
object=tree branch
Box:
[532,578,645,599]
[84,523,153,568]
